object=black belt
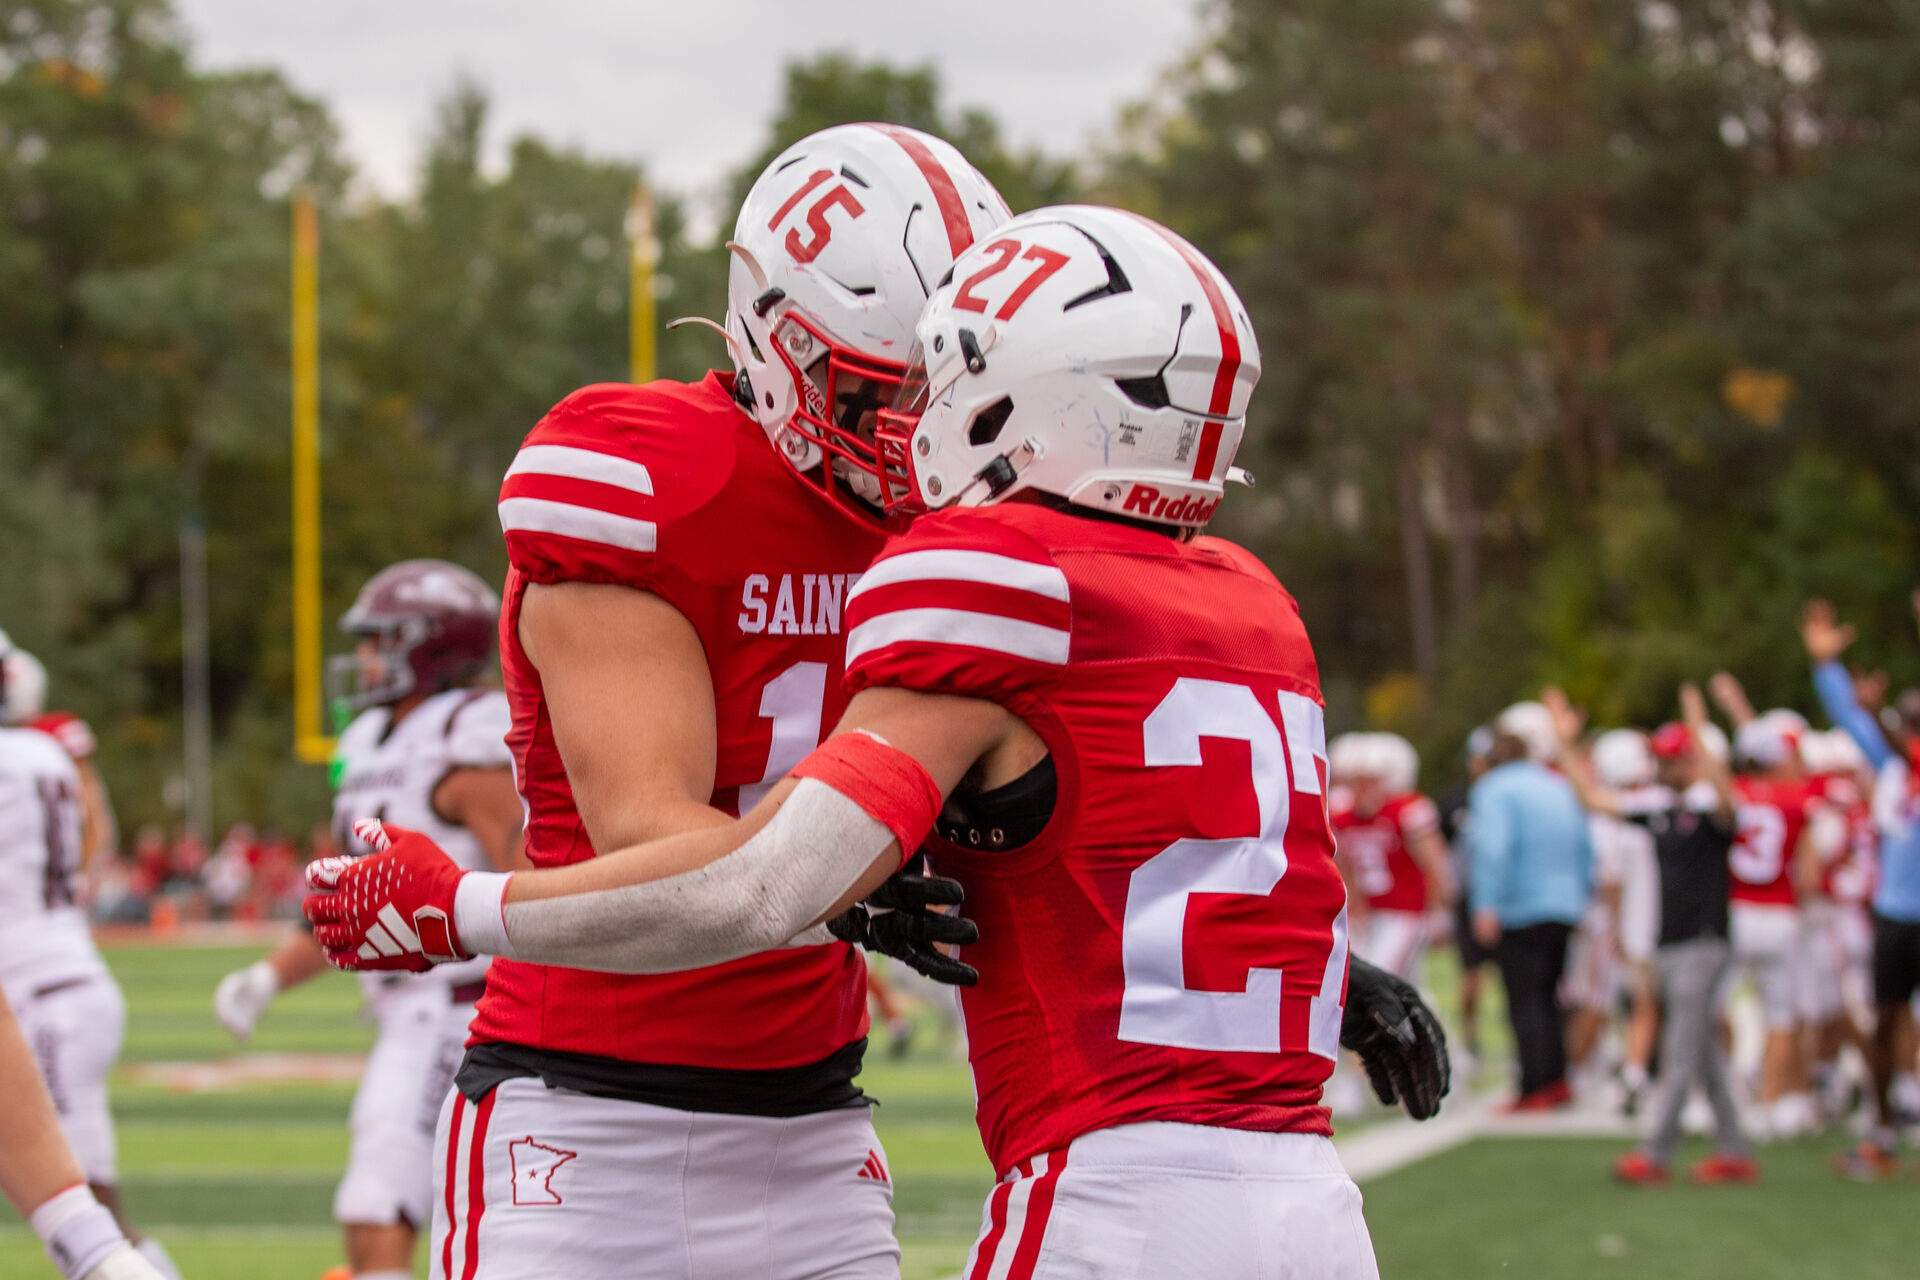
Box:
[456,1037,870,1118]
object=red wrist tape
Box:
[790,732,943,865]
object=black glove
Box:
[827,864,980,987]
[1340,956,1450,1121]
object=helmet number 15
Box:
[953,238,1072,321]
[1118,678,1348,1059]
[770,170,868,266]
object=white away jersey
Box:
[331,689,513,995]
[0,727,107,996]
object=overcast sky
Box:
[171,0,1206,222]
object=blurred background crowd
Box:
[88,822,323,927]
[1324,590,1920,1180]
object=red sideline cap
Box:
[1649,723,1693,759]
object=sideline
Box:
[1338,1091,1636,1182]
[97,921,296,948]
[1336,1092,1499,1182]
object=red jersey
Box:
[468,374,886,1068]
[1330,792,1439,913]
[844,504,1349,1176]
[1729,775,1826,907]
[1812,774,1878,905]
[29,712,96,761]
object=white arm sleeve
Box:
[452,778,894,973]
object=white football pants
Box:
[13,974,125,1183]
[430,1076,899,1280]
[335,981,473,1227]
[963,1123,1379,1280]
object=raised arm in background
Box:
[1801,599,1894,770]
[1541,687,1618,818]
[1680,682,1738,824]
[1708,671,1758,730]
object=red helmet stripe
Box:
[871,125,975,259]
[1127,213,1241,480]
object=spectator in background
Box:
[130,825,170,906]
[1441,727,1495,1060]
[1554,686,1757,1185]
[1469,700,1593,1109]
[252,831,300,919]
[203,824,255,921]
[1802,598,1920,1179]
[1566,728,1660,1109]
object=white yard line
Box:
[1335,1091,1500,1182]
[1337,1092,1636,1182]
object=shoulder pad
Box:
[844,508,1070,702]
[497,381,737,590]
[31,712,95,760]
[443,691,514,770]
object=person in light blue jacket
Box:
[1801,599,1920,1178]
[1468,701,1593,1107]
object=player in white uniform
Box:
[0,632,178,1279]
[213,562,524,1280]
[1568,729,1659,1102]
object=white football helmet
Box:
[724,124,1010,527]
[0,629,48,726]
[1802,728,1867,777]
[1328,733,1370,785]
[876,204,1260,528]
[1734,712,1803,771]
[1591,728,1655,790]
[1496,701,1560,764]
[1374,733,1421,796]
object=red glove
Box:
[303,820,471,971]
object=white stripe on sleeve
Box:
[505,444,653,494]
[845,607,1069,667]
[846,549,1068,603]
[498,497,657,552]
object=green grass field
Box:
[2,943,1911,1279]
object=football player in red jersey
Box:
[1798,728,1878,1120]
[310,205,1446,1278]
[1328,733,1451,980]
[1722,705,1828,1134]
[213,563,524,1280]
[381,127,1008,1280]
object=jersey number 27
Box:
[1119,678,1348,1059]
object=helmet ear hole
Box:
[968,397,1016,447]
[1115,375,1170,409]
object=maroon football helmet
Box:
[328,560,499,712]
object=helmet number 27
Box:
[952,238,1072,321]
[1119,678,1347,1058]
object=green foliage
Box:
[9,0,1920,825]
[724,51,1078,216]
[1121,0,1920,781]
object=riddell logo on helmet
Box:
[1121,484,1219,524]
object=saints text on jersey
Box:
[738,573,863,636]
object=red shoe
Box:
[1690,1154,1760,1185]
[1508,1079,1574,1113]
[1613,1151,1670,1185]
[1833,1141,1900,1181]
